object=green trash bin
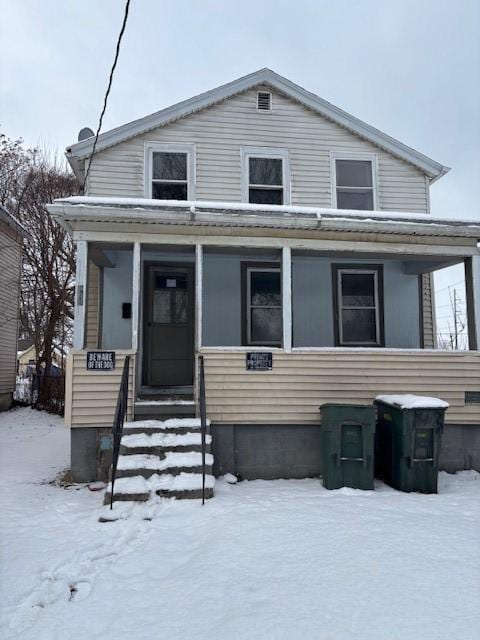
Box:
[320,404,376,490]
[374,395,447,494]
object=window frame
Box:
[144,142,196,200]
[332,264,385,347]
[330,152,378,210]
[241,262,282,347]
[241,146,291,205]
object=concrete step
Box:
[105,472,215,504]
[134,401,196,421]
[120,443,210,456]
[120,431,211,456]
[117,465,213,478]
[104,487,214,503]
[116,451,213,479]
[124,417,207,436]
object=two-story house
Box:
[47,69,480,497]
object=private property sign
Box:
[87,351,116,371]
[246,352,273,371]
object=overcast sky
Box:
[1,0,479,340]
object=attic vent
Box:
[257,91,272,112]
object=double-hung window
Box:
[333,265,384,346]
[332,154,377,210]
[243,264,282,346]
[242,147,290,205]
[145,143,195,200]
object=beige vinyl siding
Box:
[86,87,429,213]
[66,350,135,427]
[86,261,101,348]
[0,223,22,397]
[201,350,480,426]
[422,273,436,348]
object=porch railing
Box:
[109,355,130,509]
[198,355,208,505]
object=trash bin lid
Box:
[375,394,449,410]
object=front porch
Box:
[67,237,480,426]
[51,198,480,478]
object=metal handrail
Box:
[109,355,130,509]
[198,355,208,505]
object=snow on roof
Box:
[57,196,479,226]
[376,394,449,410]
[66,68,449,182]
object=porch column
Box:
[131,242,141,350]
[282,246,292,351]
[73,240,87,349]
[465,256,479,351]
[195,244,203,351]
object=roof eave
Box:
[46,201,480,244]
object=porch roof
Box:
[48,197,480,244]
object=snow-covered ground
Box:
[1,407,479,640]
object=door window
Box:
[153,274,188,324]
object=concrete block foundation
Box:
[69,422,480,483]
[71,427,113,483]
[212,422,480,480]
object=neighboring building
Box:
[47,69,480,488]
[0,205,28,411]
[17,339,63,377]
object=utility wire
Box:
[435,280,464,295]
[82,0,131,193]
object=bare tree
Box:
[0,132,78,410]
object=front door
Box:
[145,265,194,387]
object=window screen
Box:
[335,159,374,210]
[248,157,284,205]
[247,268,282,345]
[337,269,382,345]
[151,152,188,200]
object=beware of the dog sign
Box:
[87,351,116,371]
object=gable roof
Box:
[0,204,29,239]
[66,68,449,183]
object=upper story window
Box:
[145,142,195,200]
[331,153,377,210]
[241,147,291,206]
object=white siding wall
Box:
[0,223,22,401]
[86,87,429,213]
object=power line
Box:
[435,280,464,295]
[82,0,131,193]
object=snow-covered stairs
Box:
[104,419,215,504]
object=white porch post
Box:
[131,242,141,351]
[466,256,479,351]
[475,257,480,347]
[195,244,203,351]
[73,240,87,349]
[282,246,292,352]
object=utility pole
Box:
[453,289,459,350]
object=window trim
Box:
[330,151,378,210]
[241,262,282,347]
[241,146,291,205]
[332,264,385,347]
[144,142,196,200]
